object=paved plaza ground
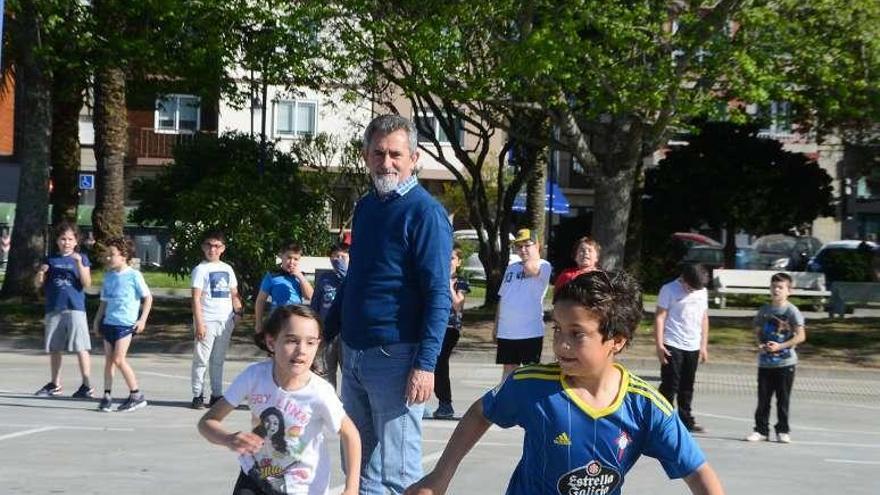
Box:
[0,339,878,494]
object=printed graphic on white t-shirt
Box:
[224,361,346,495]
[208,271,231,298]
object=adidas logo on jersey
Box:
[554,432,571,446]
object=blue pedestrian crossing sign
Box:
[79,173,95,190]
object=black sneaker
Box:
[117,393,147,412]
[433,402,455,419]
[97,396,113,412]
[687,423,706,433]
[72,384,94,399]
[35,382,62,397]
[191,396,205,410]
[209,395,222,407]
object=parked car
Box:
[747,234,823,271]
[678,245,753,287]
[806,240,879,278]
[453,229,520,281]
[672,232,721,248]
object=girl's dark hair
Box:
[253,407,288,454]
[553,270,643,348]
[254,304,323,354]
[54,221,79,240]
[105,237,135,261]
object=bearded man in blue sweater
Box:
[336,114,453,494]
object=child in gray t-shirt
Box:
[746,272,806,444]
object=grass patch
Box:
[91,270,190,289]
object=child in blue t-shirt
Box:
[255,241,314,336]
[34,222,94,398]
[405,271,725,495]
[92,238,153,413]
[310,242,349,389]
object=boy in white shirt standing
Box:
[654,264,710,433]
[493,228,552,380]
[191,230,243,409]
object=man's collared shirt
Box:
[378,175,419,201]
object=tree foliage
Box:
[286,133,369,233]
[644,121,834,267]
[330,0,880,271]
[130,134,331,300]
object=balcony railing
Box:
[128,128,216,159]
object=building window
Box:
[752,101,792,138]
[274,100,317,138]
[415,113,463,144]
[155,95,201,133]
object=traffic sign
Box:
[79,173,95,190]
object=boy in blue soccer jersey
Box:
[405,271,724,495]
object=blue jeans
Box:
[341,342,424,495]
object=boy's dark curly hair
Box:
[552,270,643,348]
[105,237,134,261]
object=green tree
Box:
[644,121,834,268]
[286,133,370,233]
[334,0,880,271]
[130,133,331,299]
[1,0,53,299]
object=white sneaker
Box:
[777,433,791,443]
[745,431,768,442]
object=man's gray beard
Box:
[371,173,399,196]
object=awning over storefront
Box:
[512,181,571,215]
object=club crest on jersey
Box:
[615,431,631,461]
[556,459,621,495]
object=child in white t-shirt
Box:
[190,230,243,409]
[494,228,552,380]
[198,305,361,495]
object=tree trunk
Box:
[525,156,546,240]
[92,65,127,263]
[50,78,84,226]
[592,123,642,271]
[623,156,647,277]
[1,0,52,299]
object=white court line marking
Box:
[0,423,133,433]
[0,426,58,441]
[699,412,880,436]
[825,459,880,465]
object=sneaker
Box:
[117,393,147,412]
[35,382,62,397]
[97,396,113,412]
[433,403,455,419]
[191,396,205,410]
[72,384,94,399]
[686,423,706,433]
[209,395,222,407]
[777,432,792,444]
[745,431,769,442]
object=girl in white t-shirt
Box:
[198,305,361,495]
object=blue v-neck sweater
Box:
[340,185,453,371]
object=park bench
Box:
[828,282,880,318]
[712,269,831,309]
